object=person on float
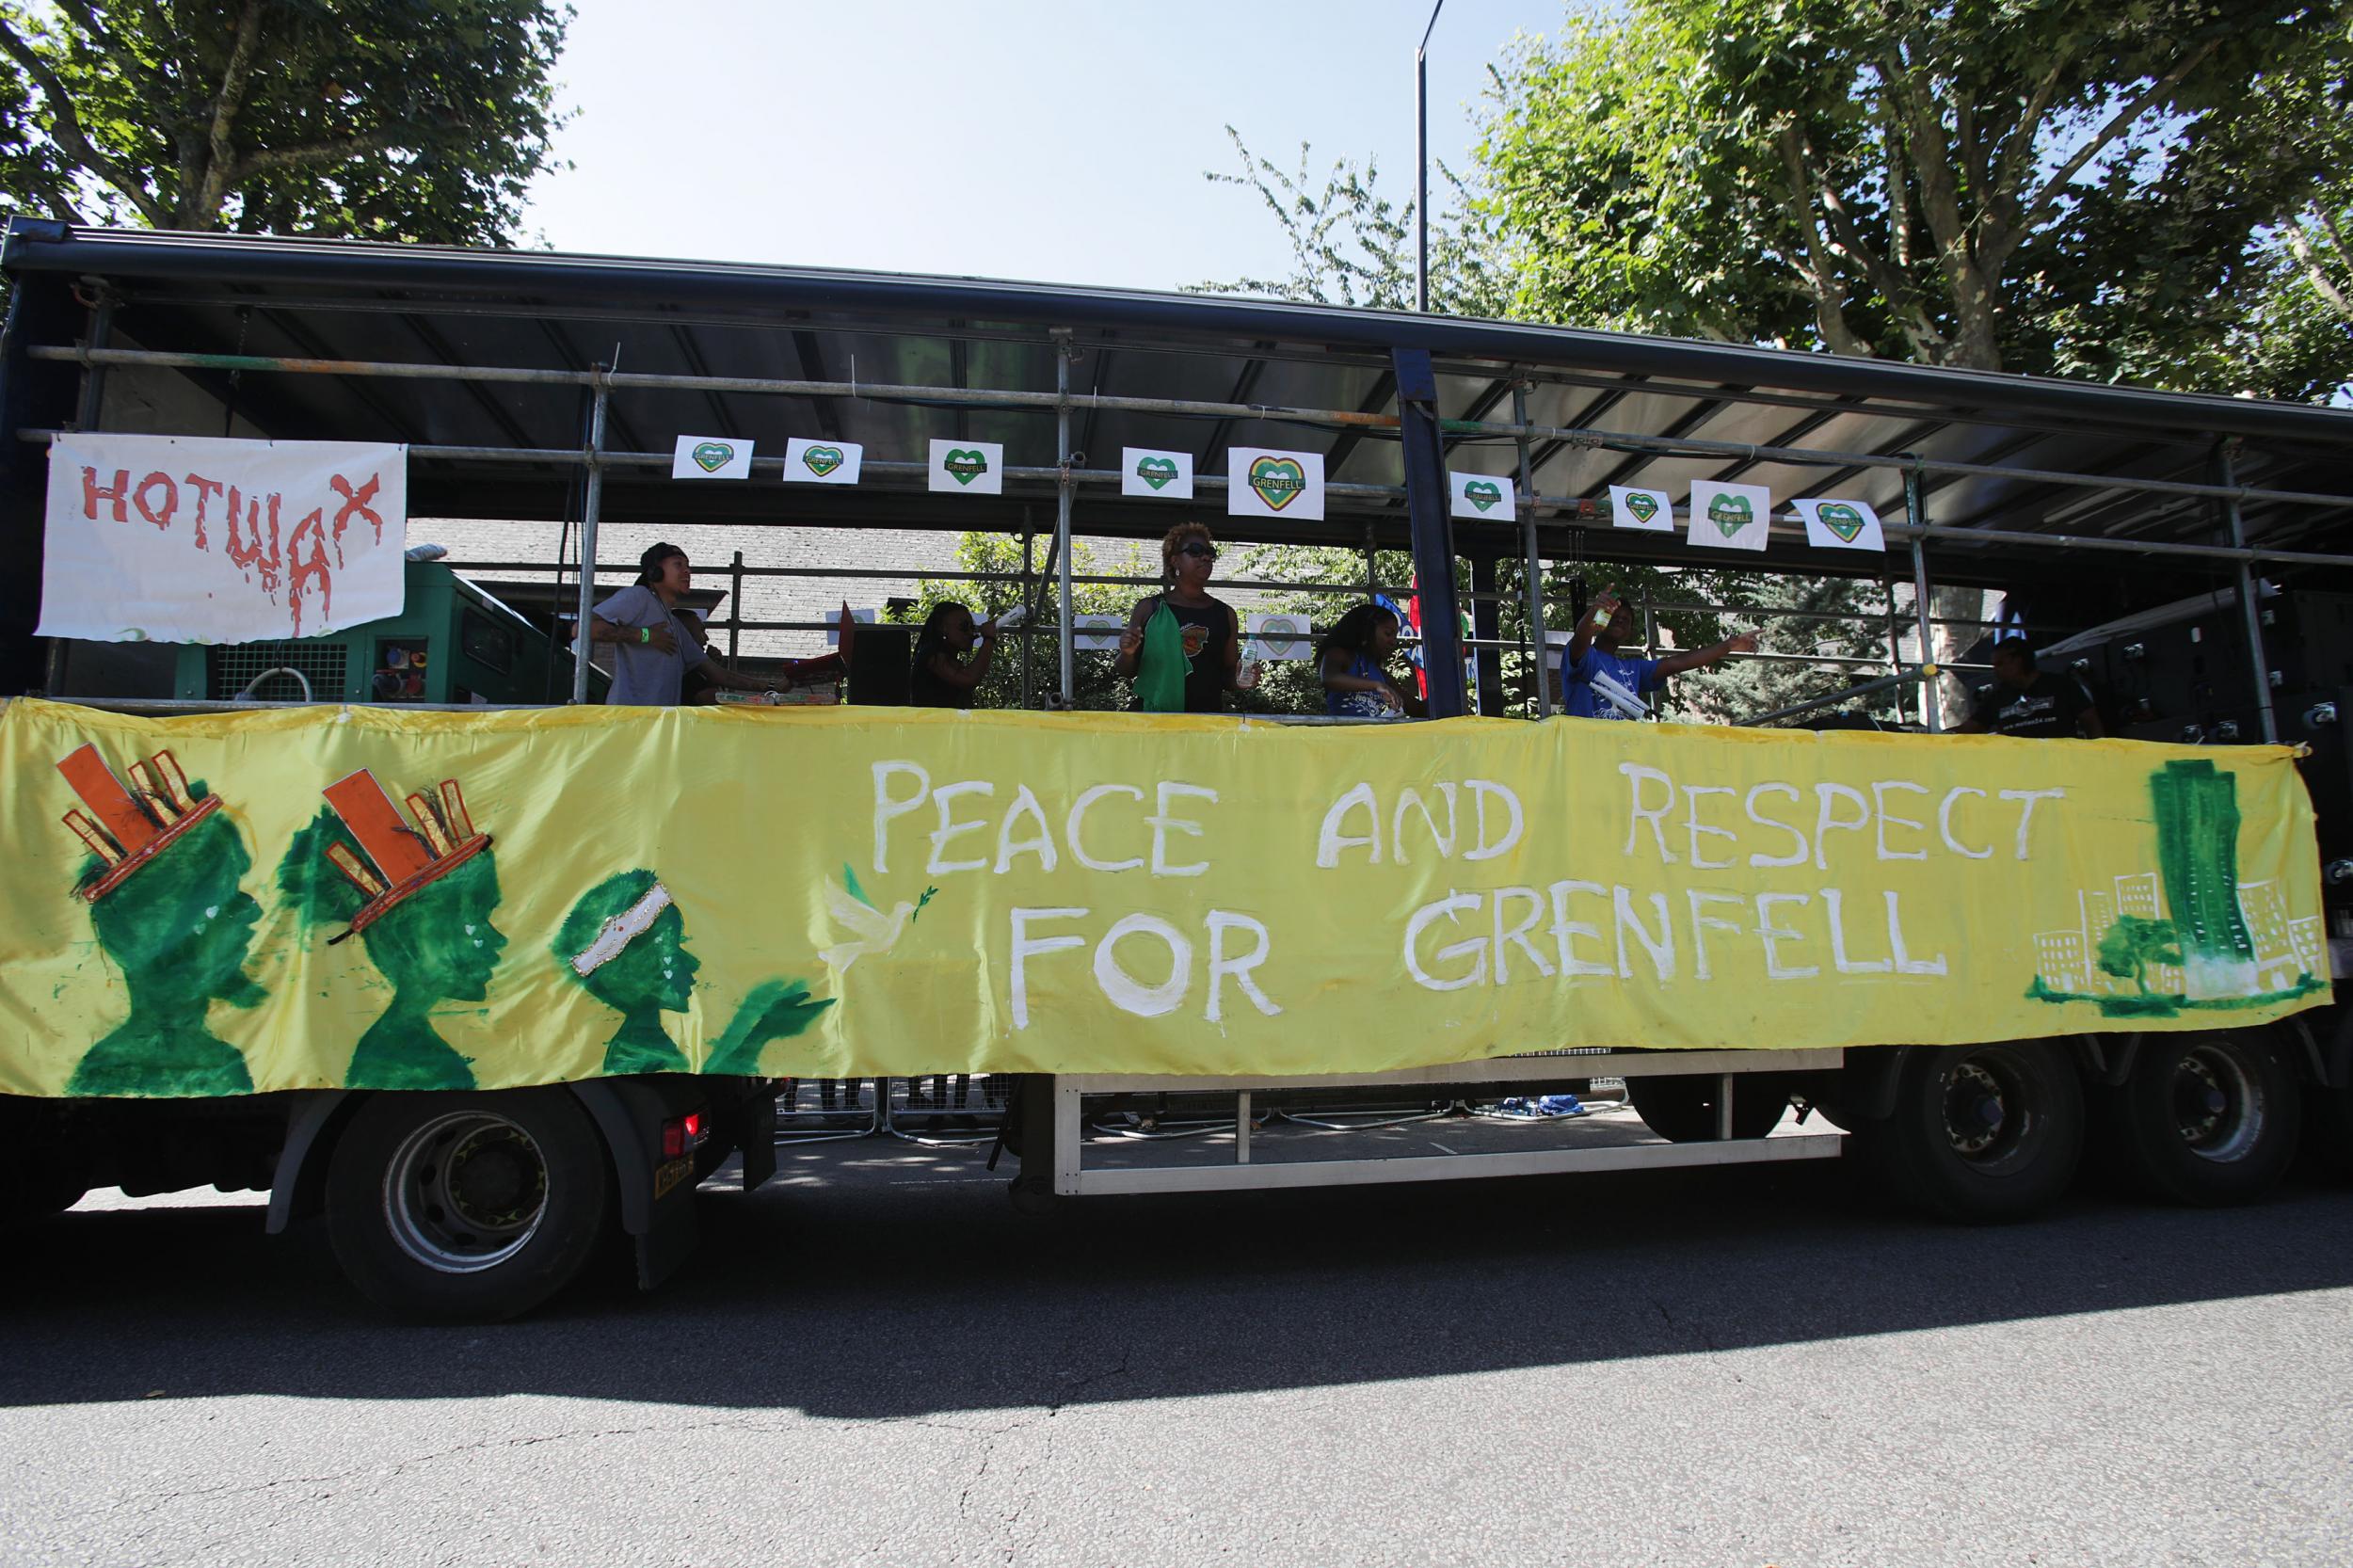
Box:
[1114,522,1259,712]
[908,600,1009,710]
[1955,639,2105,738]
[588,541,856,706]
[1317,601,1424,719]
[1559,584,1755,720]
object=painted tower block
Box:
[2151,759,2258,997]
[319,769,491,940]
[56,744,223,902]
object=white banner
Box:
[1609,485,1674,533]
[1246,612,1316,662]
[1449,471,1515,520]
[40,434,408,644]
[784,438,864,486]
[1794,496,1888,552]
[1122,447,1194,499]
[671,435,754,480]
[928,440,1004,495]
[1688,479,1772,552]
[1227,447,1325,521]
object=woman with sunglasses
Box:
[1115,522,1259,712]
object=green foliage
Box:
[906,530,1160,712]
[0,0,570,240]
[1189,126,1513,317]
[2097,914,2185,994]
[1480,0,2352,393]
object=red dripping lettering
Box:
[224,487,283,592]
[286,508,332,636]
[330,472,384,561]
[133,472,178,531]
[184,475,222,551]
[81,467,132,522]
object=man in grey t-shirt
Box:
[589,542,852,705]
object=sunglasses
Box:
[1176,542,1217,562]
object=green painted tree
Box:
[2098,914,2185,996]
[0,0,569,239]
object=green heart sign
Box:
[1463,479,1504,514]
[1135,456,1179,491]
[1816,502,1867,544]
[691,441,735,474]
[1248,455,1308,512]
[802,445,845,478]
[1624,491,1660,525]
[943,448,989,487]
[1707,493,1754,537]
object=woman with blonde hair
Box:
[1114,521,1258,712]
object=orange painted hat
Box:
[317,769,491,942]
[56,744,227,903]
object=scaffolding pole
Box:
[1055,335,1077,702]
[1514,381,1549,717]
[2217,442,2281,744]
[569,371,609,705]
[1906,465,1941,734]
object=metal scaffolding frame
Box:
[17,326,2353,726]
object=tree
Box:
[1479,0,2351,391]
[1189,127,1512,317]
[2098,915,2185,995]
[0,0,570,242]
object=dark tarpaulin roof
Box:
[8,222,2352,584]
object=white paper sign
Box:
[1794,496,1887,552]
[1122,447,1195,499]
[928,439,1005,495]
[826,606,879,648]
[784,438,864,486]
[1687,480,1772,552]
[40,433,408,643]
[671,435,753,480]
[1226,447,1325,521]
[1246,612,1316,662]
[1072,614,1126,652]
[1449,472,1516,520]
[1609,485,1675,533]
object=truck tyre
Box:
[1872,1041,2083,1223]
[1625,1073,1789,1142]
[2094,1032,2299,1206]
[326,1089,613,1322]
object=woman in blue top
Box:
[1561,586,1754,719]
[1318,602,1423,719]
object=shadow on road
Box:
[8,1151,2351,1418]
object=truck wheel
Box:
[1625,1073,1789,1142]
[326,1089,612,1322]
[1874,1042,2084,1223]
[2095,1032,2298,1206]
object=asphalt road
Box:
[6,1132,2352,1567]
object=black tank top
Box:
[1162,595,1231,712]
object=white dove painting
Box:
[819,865,935,973]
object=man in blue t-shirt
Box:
[1559,586,1756,719]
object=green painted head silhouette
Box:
[62,762,261,1096]
[556,870,699,1015]
[280,798,507,1091]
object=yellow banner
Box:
[0,698,2329,1098]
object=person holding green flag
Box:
[1114,522,1258,712]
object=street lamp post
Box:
[1416,0,1444,313]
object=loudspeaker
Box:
[848,626,913,706]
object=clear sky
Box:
[523,0,1558,293]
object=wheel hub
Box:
[2170,1045,2262,1161]
[1945,1061,2010,1157]
[383,1112,551,1274]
